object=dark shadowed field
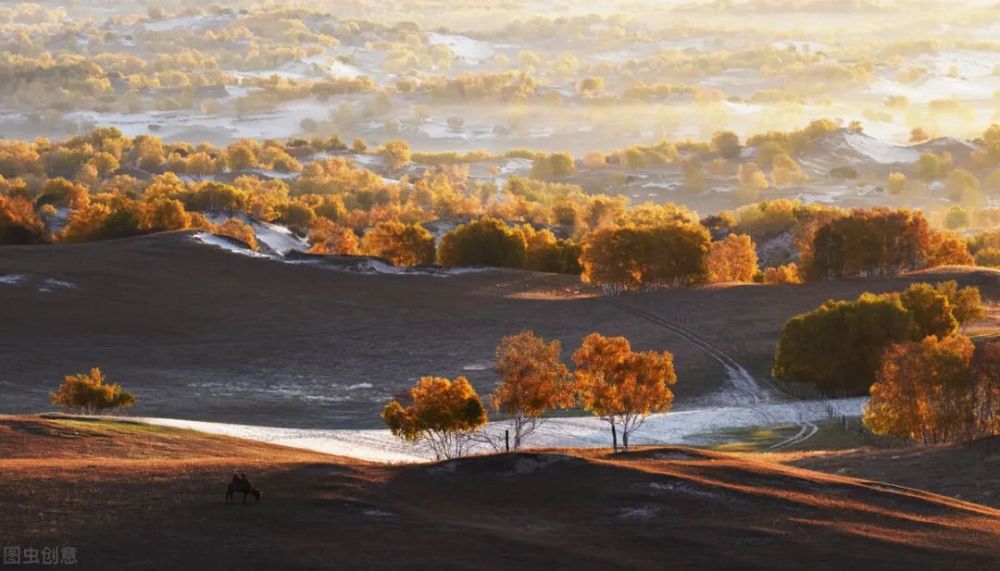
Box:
[1,417,998,571]
[1,232,998,429]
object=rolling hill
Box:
[1,416,998,570]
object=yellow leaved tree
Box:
[382,376,488,460]
[707,233,758,283]
[50,368,136,414]
[492,331,574,450]
[573,333,676,451]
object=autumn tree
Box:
[737,162,768,202]
[573,333,676,451]
[898,282,958,339]
[0,195,47,245]
[50,368,136,413]
[707,233,758,283]
[762,263,803,284]
[864,336,999,444]
[580,223,711,291]
[492,331,573,449]
[886,171,907,195]
[773,293,914,395]
[438,217,527,268]
[139,198,191,232]
[711,130,741,159]
[946,169,983,208]
[214,218,258,251]
[381,376,488,460]
[379,140,411,171]
[530,152,575,180]
[806,208,933,279]
[361,221,435,266]
[519,225,582,274]
[771,153,807,187]
[933,280,987,324]
[309,218,360,255]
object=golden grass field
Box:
[1,416,997,570]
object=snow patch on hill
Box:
[139,397,866,463]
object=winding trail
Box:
[600,298,818,450]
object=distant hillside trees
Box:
[0,195,47,244]
[308,218,360,255]
[438,216,527,268]
[50,368,135,413]
[438,217,581,274]
[379,140,411,171]
[573,333,676,451]
[864,336,999,444]
[804,208,972,280]
[774,282,985,395]
[214,218,258,251]
[361,221,435,266]
[580,223,711,291]
[530,152,575,180]
[762,263,803,284]
[492,331,574,450]
[707,233,758,283]
[382,376,488,460]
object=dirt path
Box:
[601,298,820,450]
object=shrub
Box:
[50,368,136,413]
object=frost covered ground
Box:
[140,397,865,463]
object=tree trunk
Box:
[611,423,618,453]
[505,429,510,453]
[623,430,629,451]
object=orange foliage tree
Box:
[492,331,573,449]
[864,336,999,444]
[573,333,677,451]
[762,263,802,284]
[361,221,435,266]
[308,218,360,255]
[214,218,258,251]
[580,223,711,291]
[381,376,488,460]
[50,368,136,414]
[0,195,47,244]
[707,233,758,283]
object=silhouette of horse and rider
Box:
[225,473,261,504]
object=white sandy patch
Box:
[841,131,920,164]
[427,33,495,64]
[192,232,270,258]
[138,397,866,464]
[38,278,75,293]
[0,274,24,285]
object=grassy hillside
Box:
[1,416,998,570]
[1,232,997,427]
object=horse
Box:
[225,473,261,504]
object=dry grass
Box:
[1,416,998,570]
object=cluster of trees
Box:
[864,335,998,444]
[0,129,990,288]
[773,281,985,395]
[50,368,135,413]
[382,331,677,459]
[802,208,972,280]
